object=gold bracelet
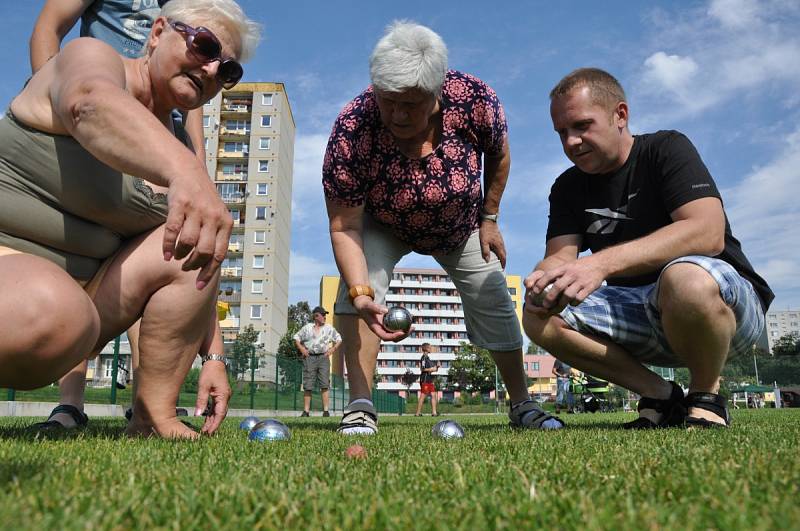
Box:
[348,284,375,303]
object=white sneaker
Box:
[337,403,378,435]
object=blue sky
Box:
[1,0,798,312]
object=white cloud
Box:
[724,128,800,302]
[288,251,337,305]
[291,133,329,230]
[643,52,699,94]
[707,0,761,28]
[635,1,800,124]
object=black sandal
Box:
[29,404,89,432]
[623,381,686,429]
[685,392,730,428]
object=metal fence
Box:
[2,341,405,415]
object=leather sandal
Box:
[623,381,686,429]
[29,404,89,432]
[685,392,730,428]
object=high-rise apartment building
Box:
[765,309,800,351]
[320,268,523,396]
[202,83,295,353]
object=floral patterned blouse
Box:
[322,70,508,254]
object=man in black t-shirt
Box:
[523,68,772,430]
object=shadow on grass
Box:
[0,418,131,441]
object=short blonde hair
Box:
[550,68,627,113]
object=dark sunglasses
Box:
[169,20,243,89]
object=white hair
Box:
[369,20,448,97]
[160,0,261,61]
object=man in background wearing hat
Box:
[293,307,342,416]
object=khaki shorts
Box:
[334,217,522,351]
[303,354,331,391]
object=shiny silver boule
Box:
[239,416,260,431]
[383,306,412,332]
[431,419,465,439]
[248,419,291,442]
[530,283,555,307]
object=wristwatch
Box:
[200,353,228,368]
[348,284,375,303]
[480,210,499,222]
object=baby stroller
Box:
[571,375,616,413]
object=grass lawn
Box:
[1,409,798,530]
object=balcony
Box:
[220,194,246,204]
[219,128,251,137]
[218,291,241,304]
[220,267,242,278]
[219,317,240,329]
[221,104,251,114]
[216,172,248,182]
[218,150,249,159]
[227,242,242,253]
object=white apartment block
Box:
[321,268,523,396]
[765,309,800,351]
[203,83,295,354]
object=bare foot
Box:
[125,418,200,439]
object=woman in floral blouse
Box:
[323,20,563,435]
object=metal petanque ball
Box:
[530,283,555,307]
[248,419,291,442]
[431,419,465,440]
[239,416,260,431]
[383,306,412,332]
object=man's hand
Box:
[194,360,231,435]
[525,255,607,313]
[478,221,507,268]
[353,296,410,342]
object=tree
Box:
[772,332,800,357]
[448,342,496,394]
[275,301,311,391]
[277,301,312,362]
[229,324,259,380]
[288,301,312,329]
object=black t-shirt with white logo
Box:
[546,130,773,312]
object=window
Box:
[253,255,264,268]
[254,230,266,244]
[204,138,209,150]
[260,115,272,127]
[229,210,241,223]
[251,280,263,294]
[255,207,267,220]
[225,119,250,132]
[533,362,540,371]
[259,137,271,150]
[508,287,517,295]
[523,363,528,371]
[258,160,269,172]
[262,94,273,105]
[223,141,247,153]
[250,305,262,319]
[104,359,114,378]
[203,115,211,128]
[256,183,268,196]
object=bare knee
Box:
[4,279,99,389]
[658,263,727,319]
[523,312,567,352]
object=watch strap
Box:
[201,353,228,367]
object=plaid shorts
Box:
[559,256,765,368]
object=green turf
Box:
[1,409,798,530]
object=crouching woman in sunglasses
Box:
[0,0,260,439]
